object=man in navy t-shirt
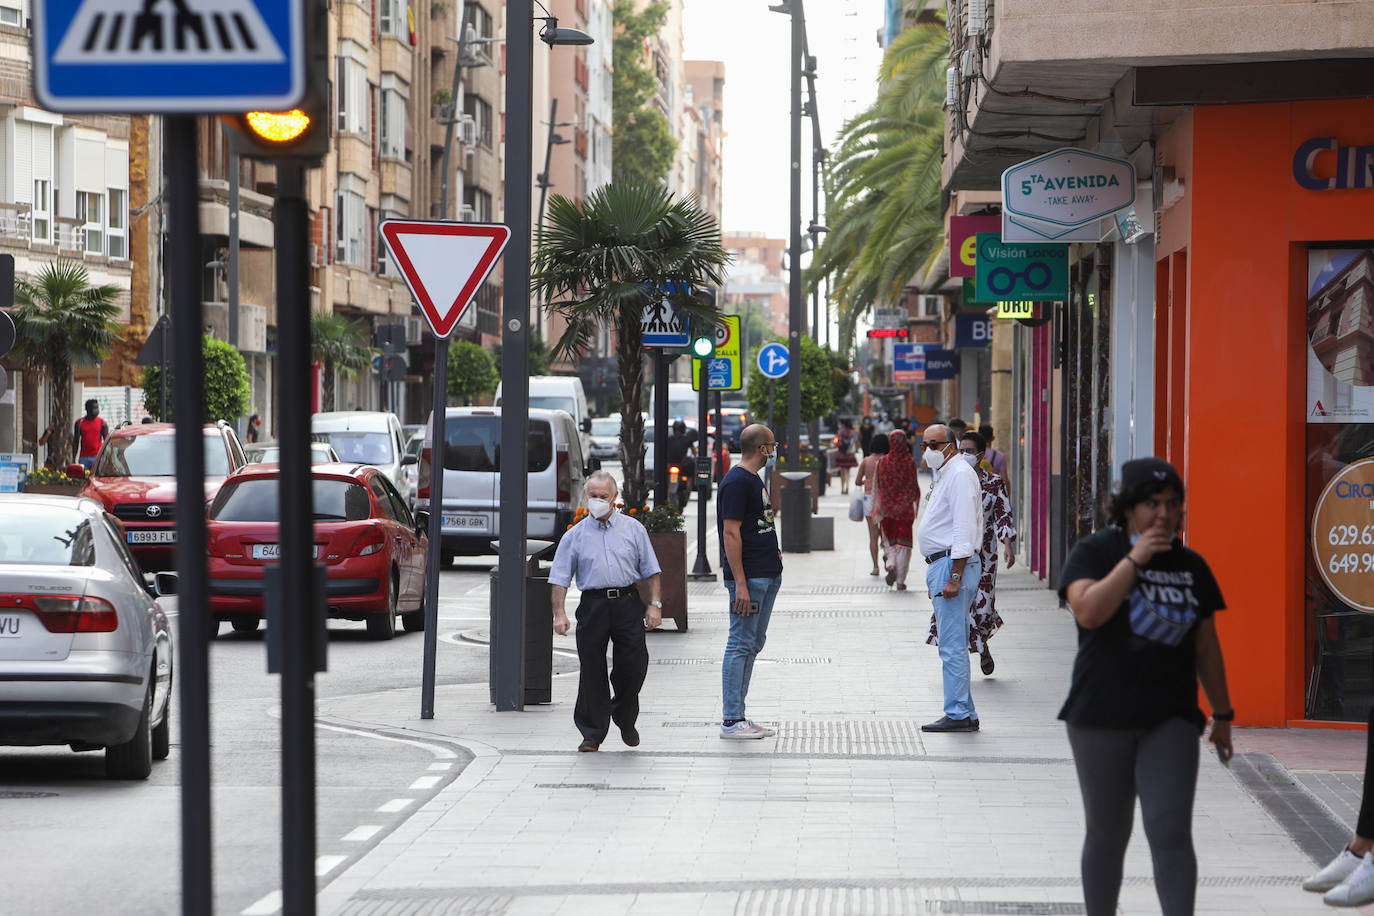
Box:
[716,423,783,739]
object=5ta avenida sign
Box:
[1001,148,1135,242]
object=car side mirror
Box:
[581,418,592,433]
[587,457,601,472]
[66,463,87,479]
[153,572,178,597]
[401,454,418,467]
[414,510,430,536]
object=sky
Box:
[683,0,885,240]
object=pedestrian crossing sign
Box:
[35,0,306,113]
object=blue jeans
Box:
[928,555,981,720]
[722,575,781,721]
[79,457,95,471]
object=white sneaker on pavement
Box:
[746,720,776,737]
[1325,852,1374,907]
[1305,848,1363,892]
[720,721,767,739]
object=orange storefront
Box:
[1154,100,1374,728]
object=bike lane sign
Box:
[974,233,1068,301]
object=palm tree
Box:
[808,20,949,349]
[532,182,729,508]
[11,260,122,467]
[310,311,374,412]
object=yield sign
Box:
[378,220,512,339]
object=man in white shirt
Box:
[916,424,984,733]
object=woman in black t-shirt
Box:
[1058,457,1234,916]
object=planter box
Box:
[768,470,819,515]
[640,530,687,631]
[22,483,85,497]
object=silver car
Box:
[0,495,174,779]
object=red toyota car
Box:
[81,422,247,572]
[205,463,427,640]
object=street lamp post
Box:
[534,97,575,343]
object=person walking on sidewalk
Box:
[718,423,783,740]
[917,424,983,733]
[1058,457,1233,916]
[550,471,663,753]
[855,432,889,576]
[873,429,922,590]
[1303,709,1374,906]
[833,419,858,495]
[926,430,1017,675]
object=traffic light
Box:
[222,1,328,162]
[691,332,715,359]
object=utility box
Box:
[810,514,834,551]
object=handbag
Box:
[848,494,865,522]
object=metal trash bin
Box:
[780,471,812,553]
[488,540,557,705]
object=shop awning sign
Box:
[1001,148,1135,242]
[975,234,1069,301]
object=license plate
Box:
[251,544,323,560]
[0,614,20,638]
[128,530,176,544]
[442,514,487,529]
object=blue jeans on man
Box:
[722,575,782,721]
[79,456,96,471]
[928,554,982,721]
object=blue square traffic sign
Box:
[35,0,306,113]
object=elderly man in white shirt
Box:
[916,424,984,733]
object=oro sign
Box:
[1311,458,1374,612]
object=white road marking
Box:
[316,855,347,876]
[428,762,452,772]
[377,798,414,813]
[409,775,442,790]
[310,719,457,759]
[342,825,383,843]
[241,891,281,915]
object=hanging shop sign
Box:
[949,214,1002,278]
[1311,458,1374,612]
[1293,138,1374,191]
[955,314,992,348]
[975,233,1069,301]
[996,301,1036,319]
[892,343,924,382]
[923,349,960,380]
[1001,148,1135,242]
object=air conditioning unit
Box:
[960,48,974,77]
[459,205,477,222]
[460,114,478,147]
[240,304,268,354]
[405,316,424,345]
[464,24,479,46]
[966,0,987,35]
[945,67,959,108]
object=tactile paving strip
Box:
[773,719,926,756]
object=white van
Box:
[649,382,699,424]
[311,411,415,503]
[495,376,591,457]
[415,407,588,560]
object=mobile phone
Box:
[1216,745,1232,767]
[749,600,760,614]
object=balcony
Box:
[380,158,414,204]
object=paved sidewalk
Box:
[314,484,1366,915]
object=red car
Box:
[205,463,427,640]
[81,422,248,572]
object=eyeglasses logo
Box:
[986,262,1053,296]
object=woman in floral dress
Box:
[926,430,1017,674]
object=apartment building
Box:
[684,60,724,225]
[722,233,788,338]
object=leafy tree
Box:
[310,311,374,412]
[825,346,856,410]
[745,336,834,429]
[807,22,948,349]
[141,335,251,423]
[532,181,728,508]
[612,0,676,185]
[10,260,122,467]
[447,339,499,405]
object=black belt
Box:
[581,586,639,600]
[924,549,951,564]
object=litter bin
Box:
[780,471,812,553]
[488,539,557,705]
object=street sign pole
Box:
[422,338,447,719]
[689,354,714,580]
[654,350,668,507]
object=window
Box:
[379,0,405,36]
[464,4,493,46]
[77,191,103,255]
[31,179,49,243]
[463,95,493,149]
[107,188,126,259]
[335,189,366,267]
[380,88,405,159]
[0,0,21,27]
[463,187,492,222]
[336,48,371,136]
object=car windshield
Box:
[0,508,95,566]
[590,418,619,436]
[442,417,551,472]
[669,400,696,419]
[529,396,577,416]
[210,478,372,522]
[246,445,335,464]
[94,433,230,477]
[324,432,394,466]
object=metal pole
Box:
[534,97,560,348]
[438,0,468,225]
[228,145,242,439]
[786,0,808,550]
[688,355,713,579]
[496,0,534,711]
[653,348,668,506]
[168,114,212,916]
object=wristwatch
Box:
[650,600,663,608]
[950,572,962,582]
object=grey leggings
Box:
[1066,718,1201,916]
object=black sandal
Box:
[980,652,995,676]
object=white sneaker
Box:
[1305,848,1363,892]
[1325,852,1374,907]
[746,720,777,737]
[720,721,767,739]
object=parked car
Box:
[416,407,588,562]
[588,415,622,462]
[709,408,749,452]
[81,421,248,572]
[496,375,593,458]
[0,495,174,779]
[310,411,415,505]
[398,429,425,509]
[205,463,427,640]
[245,440,340,464]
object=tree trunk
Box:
[50,360,73,468]
[617,318,647,509]
[322,360,336,412]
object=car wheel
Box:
[106,683,153,780]
[367,577,398,641]
[440,549,455,568]
[230,615,259,634]
[152,687,171,761]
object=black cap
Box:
[1120,457,1183,498]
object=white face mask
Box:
[587,497,612,520]
[962,453,980,469]
[922,446,946,471]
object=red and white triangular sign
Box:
[378,220,512,339]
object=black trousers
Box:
[573,592,649,745]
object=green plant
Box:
[632,502,684,534]
[310,311,374,412]
[141,334,251,422]
[10,259,123,467]
[447,339,499,405]
[775,450,821,472]
[431,86,452,108]
[745,336,835,426]
[24,465,87,487]
[612,0,676,184]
